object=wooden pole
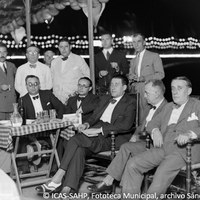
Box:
[87,0,95,94]
[25,0,31,46]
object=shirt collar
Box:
[153,98,164,110]
[103,47,113,54]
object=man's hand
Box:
[110,62,119,72]
[82,128,101,137]
[1,84,10,91]
[129,135,137,142]
[77,123,89,132]
[174,132,191,146]
[99,70,108,77]
[128,74,138,82]
[151,128,163,147]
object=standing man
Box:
[43,49,55,67]
[36,75,135,195]
[0,42,17,174]
[95,32,129,94]
[121,76,200,198]
[15,45,52,97]
[87,79,168,193]
[129,33,164,122]
[51,38,90,104]
[0,42,17,120]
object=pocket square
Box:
[47,102,50,106]
[187,112,198,121]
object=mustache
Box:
[0,56,6,59]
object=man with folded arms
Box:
[88,79,167,193]
[36,74,136,195]
[121,76,200,198]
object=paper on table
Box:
[62,113,82,127]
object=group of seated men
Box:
[31,74,200,200]
[1,72,200,199]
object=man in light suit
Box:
[0,42,17,173]
[129,33,165,123]
[95,32,129,94]
[88,79,168,193]
[121,76,200,199]
[36,74,136,195]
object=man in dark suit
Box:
[19,75,65,120]
[0,42,17,173]
[88,79,168,192]
[95,32,129,94]
[121,76,200,198]
[36,74,136,194]
[129,32,165,123]
[18,75,65,173]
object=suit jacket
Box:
[147,97,200,164]
[95,49,129,92]
[86,93,136,147]
[19,90,65,119]
[0,61,17,112]
[129,50,164,81]
[134,98,168,140]
[65,92,99,123]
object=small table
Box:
[0,120,72,194]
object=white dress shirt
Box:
[137,49,145,77]
[103,48,113,60]
[0,62,6,73]
[15,61,52,97]
[29,94,43,117]
[51,53,90,104]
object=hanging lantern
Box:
[46,4,59,16]
[36,10,45,23]
[31,14,39,24]
[54,3,66,10]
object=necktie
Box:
[149,104,156,110]
[30,64,36,68]
[2,63,7,74]
[106,51,110,60]
[62,57,68,61]
[109,98,117,104]
[77,96,85,101]
[33,95,39,100]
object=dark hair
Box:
[79,77,92,87]
[58,37,71,45]
[26,45,40,53]
[111,74,129,86]
[25,75,40,84]
[171,76,192,88]
[0,42,7,49]
[132,32,145,40]
[100,31,112,38]
[145,79,166,94]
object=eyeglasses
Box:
[78,84,90,89]
[27,82,39,87]
[27,51,38,55]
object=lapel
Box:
[176,98,194,124]
[25,94,36,118]
[39,91,47,110]
[96,96,111,119]
[110,94,127,123]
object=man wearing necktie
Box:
[36,74,136,195]
[0,42,17,174]
[95,32,129,94]
[129,32,165,124]
[51,38,90,104]
[121,76,200,198]
[87,79,168,193]
[15,45,52,97]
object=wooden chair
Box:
[144,133,200,196]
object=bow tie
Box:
[33,95,39,100]
[62,57,68,61]
[109,98,117,104]
[77,96,85,101]
[149,104,156,110]
[30,64,36,68]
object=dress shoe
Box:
[87,181,112,193]
[35,181,62,194]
